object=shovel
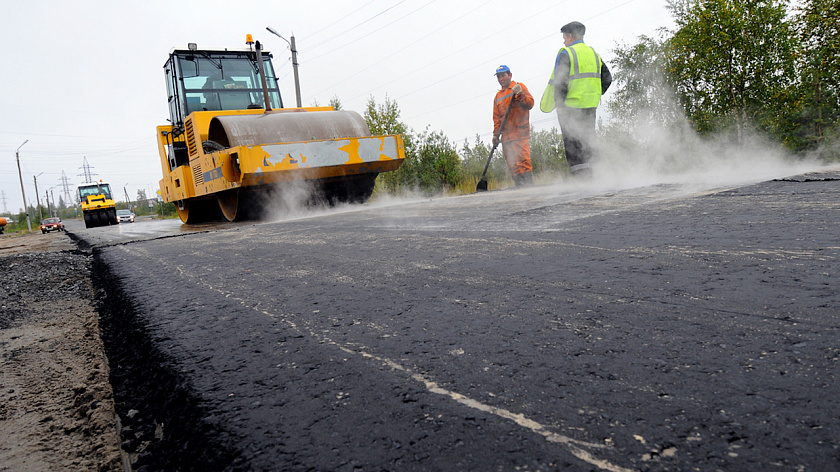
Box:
[476,97,514,192]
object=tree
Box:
[607,35,685,135]
[666,0,797,143]
[328,95,343,111]
[364,95,416,193]
[135,189,149,215]
[414,127,462,192]
[364,95,409,137]
[789,0,840,157]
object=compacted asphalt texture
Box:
[73,167,839,471]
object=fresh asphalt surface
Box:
[71,166,839,471]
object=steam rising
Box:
[582,88,828,193]
[258,94,833,226]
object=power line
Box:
[306,0,491,101]
[305,0,436,64]
[341,0,642,115]
[343,1,571,103]
[305,0,380,40]
[305,0,408,52]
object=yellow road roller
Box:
[78,181,117,228]
[157,36,405,223]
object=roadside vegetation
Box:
[360,0,839,196]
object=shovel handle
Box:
[479,97,515,181]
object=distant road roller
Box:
[78,181,117,228]
[157,36,405,223]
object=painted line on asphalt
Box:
[331,344,634,472]
[137,250,634,472]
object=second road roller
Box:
[156,35,405,223]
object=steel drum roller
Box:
[207,110,371,148]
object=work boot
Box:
[569,163,593,180]
[519,171,534,186]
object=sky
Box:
[0,0,674,214]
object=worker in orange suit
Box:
[493,65,534,186]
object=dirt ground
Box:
[0,230,123,472]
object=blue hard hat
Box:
[495,65,510,75]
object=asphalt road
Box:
[70,166,840,471]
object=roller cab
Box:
[157,39,405,223]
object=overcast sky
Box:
[0,0,673,214]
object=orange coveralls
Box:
[493,80,534,176]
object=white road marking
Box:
[122,246,635,472]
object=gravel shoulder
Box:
[0,230,123,472]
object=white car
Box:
[117,209,135,223]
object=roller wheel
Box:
[217,189,240,222]
[176,199,222,224]
[83,213,93,228]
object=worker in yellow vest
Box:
[540,21,612,178]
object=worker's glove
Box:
[492,135,500,147]
[512,83,522,95]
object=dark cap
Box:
[561,21,586,36]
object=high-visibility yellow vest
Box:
[540,42,603,112]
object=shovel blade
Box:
[476,179,488,192]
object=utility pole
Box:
[33,173,43,222]
[16,140,32,231]
[266,26,302,107]
[124,185,132,210]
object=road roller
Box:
[78,181,118,228]
[156,36,405,223]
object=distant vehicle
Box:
[117,209,135,223]
[40,217,65,233]
[78,181,117,228]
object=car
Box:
[40,217,65,233]
[116,209,135,223]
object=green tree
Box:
[789,0,840,157]
[329,95,343,111]
[364,95,417,193]
[607,35,684,134]
[460,135,491,179]
[414,127,462,191]
[135,189,149,215]
[666,0,797,142]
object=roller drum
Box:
[208,110,371,148]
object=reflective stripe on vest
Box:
[564,42,602,109]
